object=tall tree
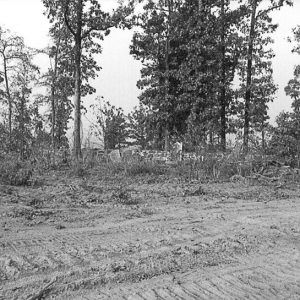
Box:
[217,0,246,150]
[0,27,26,148]
[39,22,74,151]
[42,0,134,160]
[131,0,184,151]
[241,0,293,153]
[282,25,300,166]
[10,50,39,159]
[285,26,300,113]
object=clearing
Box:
[0,169,299,299]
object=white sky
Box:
[0,0,299,143]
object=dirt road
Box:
[0,172,299,299]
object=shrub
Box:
[69,161,88,177]
[0,155,33,186]
[112,186,139,205]
[124,161,167,176]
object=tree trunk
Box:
[243,0,257,154]
[73,0,83,160]
[261,124,265,151]
[51,83,56,152]
[3,56,12,149]
[164,0,171,152]
[220,0,226,151]
[20,90,25,160]
[164,125,170,152]
[51,34,61,152]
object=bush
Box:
[69,161,88,177]
[112,186,139,205]
[124,161,167,176]
[0,155,33,186]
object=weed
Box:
[112,186,139,205]
[70,161,88,177]
[0,155,33,186]
[183,185,206,196]
[140,207,155,216]
[125,161,167,176]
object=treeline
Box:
[130,0,293,154]
[0,0,299,165]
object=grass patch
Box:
[112,186,139,205]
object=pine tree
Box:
[239,0,292,153]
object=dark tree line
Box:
[0,0,299,165]
[130,0,293,153]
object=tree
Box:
[0,27,26,148]
[285,26,300,113]
[42,0,134,160]
[269,111,300,166]
[131,0,184,151]
[217,0,247,150]
[240,0,293,153]
[92,99,128,150]
[39,22,74,151]
[10,50,40,159]
[127,104,153,149]
[277,25,300,166]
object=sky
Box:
[0,0,299,144]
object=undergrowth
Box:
[0,155,33,186]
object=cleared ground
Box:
[0,169,299,299]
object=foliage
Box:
[130,0,288,151]
[38,23,74,149]
[42,0,135,159]
[127,104,153,149]
[267,23,300,167]
[112,186,139,205]
[236,0,281,151]
[0,154,33,186]
[124,160,167,176]
[92,98,129,149]
[0,27,41,158]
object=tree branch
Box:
[64,0,76,37]
[82,23,114,39]
[255,0,284,20]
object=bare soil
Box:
[0,169,299,299]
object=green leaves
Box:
[285,28,300,113]
[92,99,129,150]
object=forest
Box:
[0,0,299,180]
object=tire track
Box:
[1,182,299,299]
[86,251,300,300]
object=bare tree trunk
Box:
[51,87,56,150]
[164,125,170,152]
[50,34,61,152]
[261,124,265,151]
[220,0,226,151]
[19,90,25,160]
[164,0,171,152]
[243,0,257,154]
[73,0,83,160]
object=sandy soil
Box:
[0,169,299,299]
